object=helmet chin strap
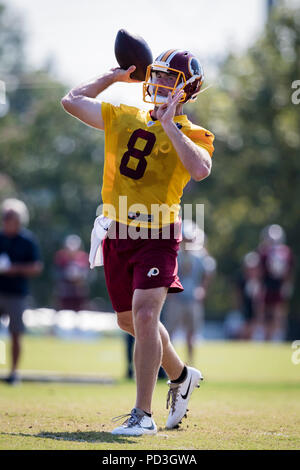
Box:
[150,95,167,106]
[150,83,186,106]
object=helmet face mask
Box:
[143,49,204,106]
[143,64,187,105]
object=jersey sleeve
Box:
[101,102,139,129]
[187,128,215,157]
[101,102,120,128]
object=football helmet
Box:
[260,224,286,245]
[143,49,204,106]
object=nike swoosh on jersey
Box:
[181,378,192,400]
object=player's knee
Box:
[117,315,134,334]
[134,307,158,331]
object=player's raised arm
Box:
[61,66,138,130]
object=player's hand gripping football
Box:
[156,89,184,126]
[110,65,141,83]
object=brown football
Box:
[114,29,153,81]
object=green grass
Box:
[0,335,300,450]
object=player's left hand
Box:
[156,89,184,126]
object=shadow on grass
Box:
[1,431,137,444]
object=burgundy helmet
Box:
[143,49,204,105]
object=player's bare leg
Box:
[117,309,185,383]
[132,287,186,413]
[117,298,203,429]
[160,326,185,380]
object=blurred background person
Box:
[53,234,90,311]
[125,333,135,379]
[258,224,294,341]
[0,198,43,384]
[164,220,216,365]
[234,251,264,340]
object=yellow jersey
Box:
[101,102,214,228]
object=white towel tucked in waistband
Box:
[89,214,113,268]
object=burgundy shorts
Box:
[102,220,183,312]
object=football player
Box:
[258,224,294,341]
[61,49,214,436]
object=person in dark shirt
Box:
[0,199,43,384]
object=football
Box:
[114,29,153,81]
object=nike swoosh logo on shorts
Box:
[181,378,192,400]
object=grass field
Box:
[0,335,300,450]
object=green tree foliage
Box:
[0,2,25,76]
[186,2,300,325]
[0,2,108,307]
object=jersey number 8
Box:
[119,129,156,180]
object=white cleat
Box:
[111,407,157,436]
[166,366,203,429]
